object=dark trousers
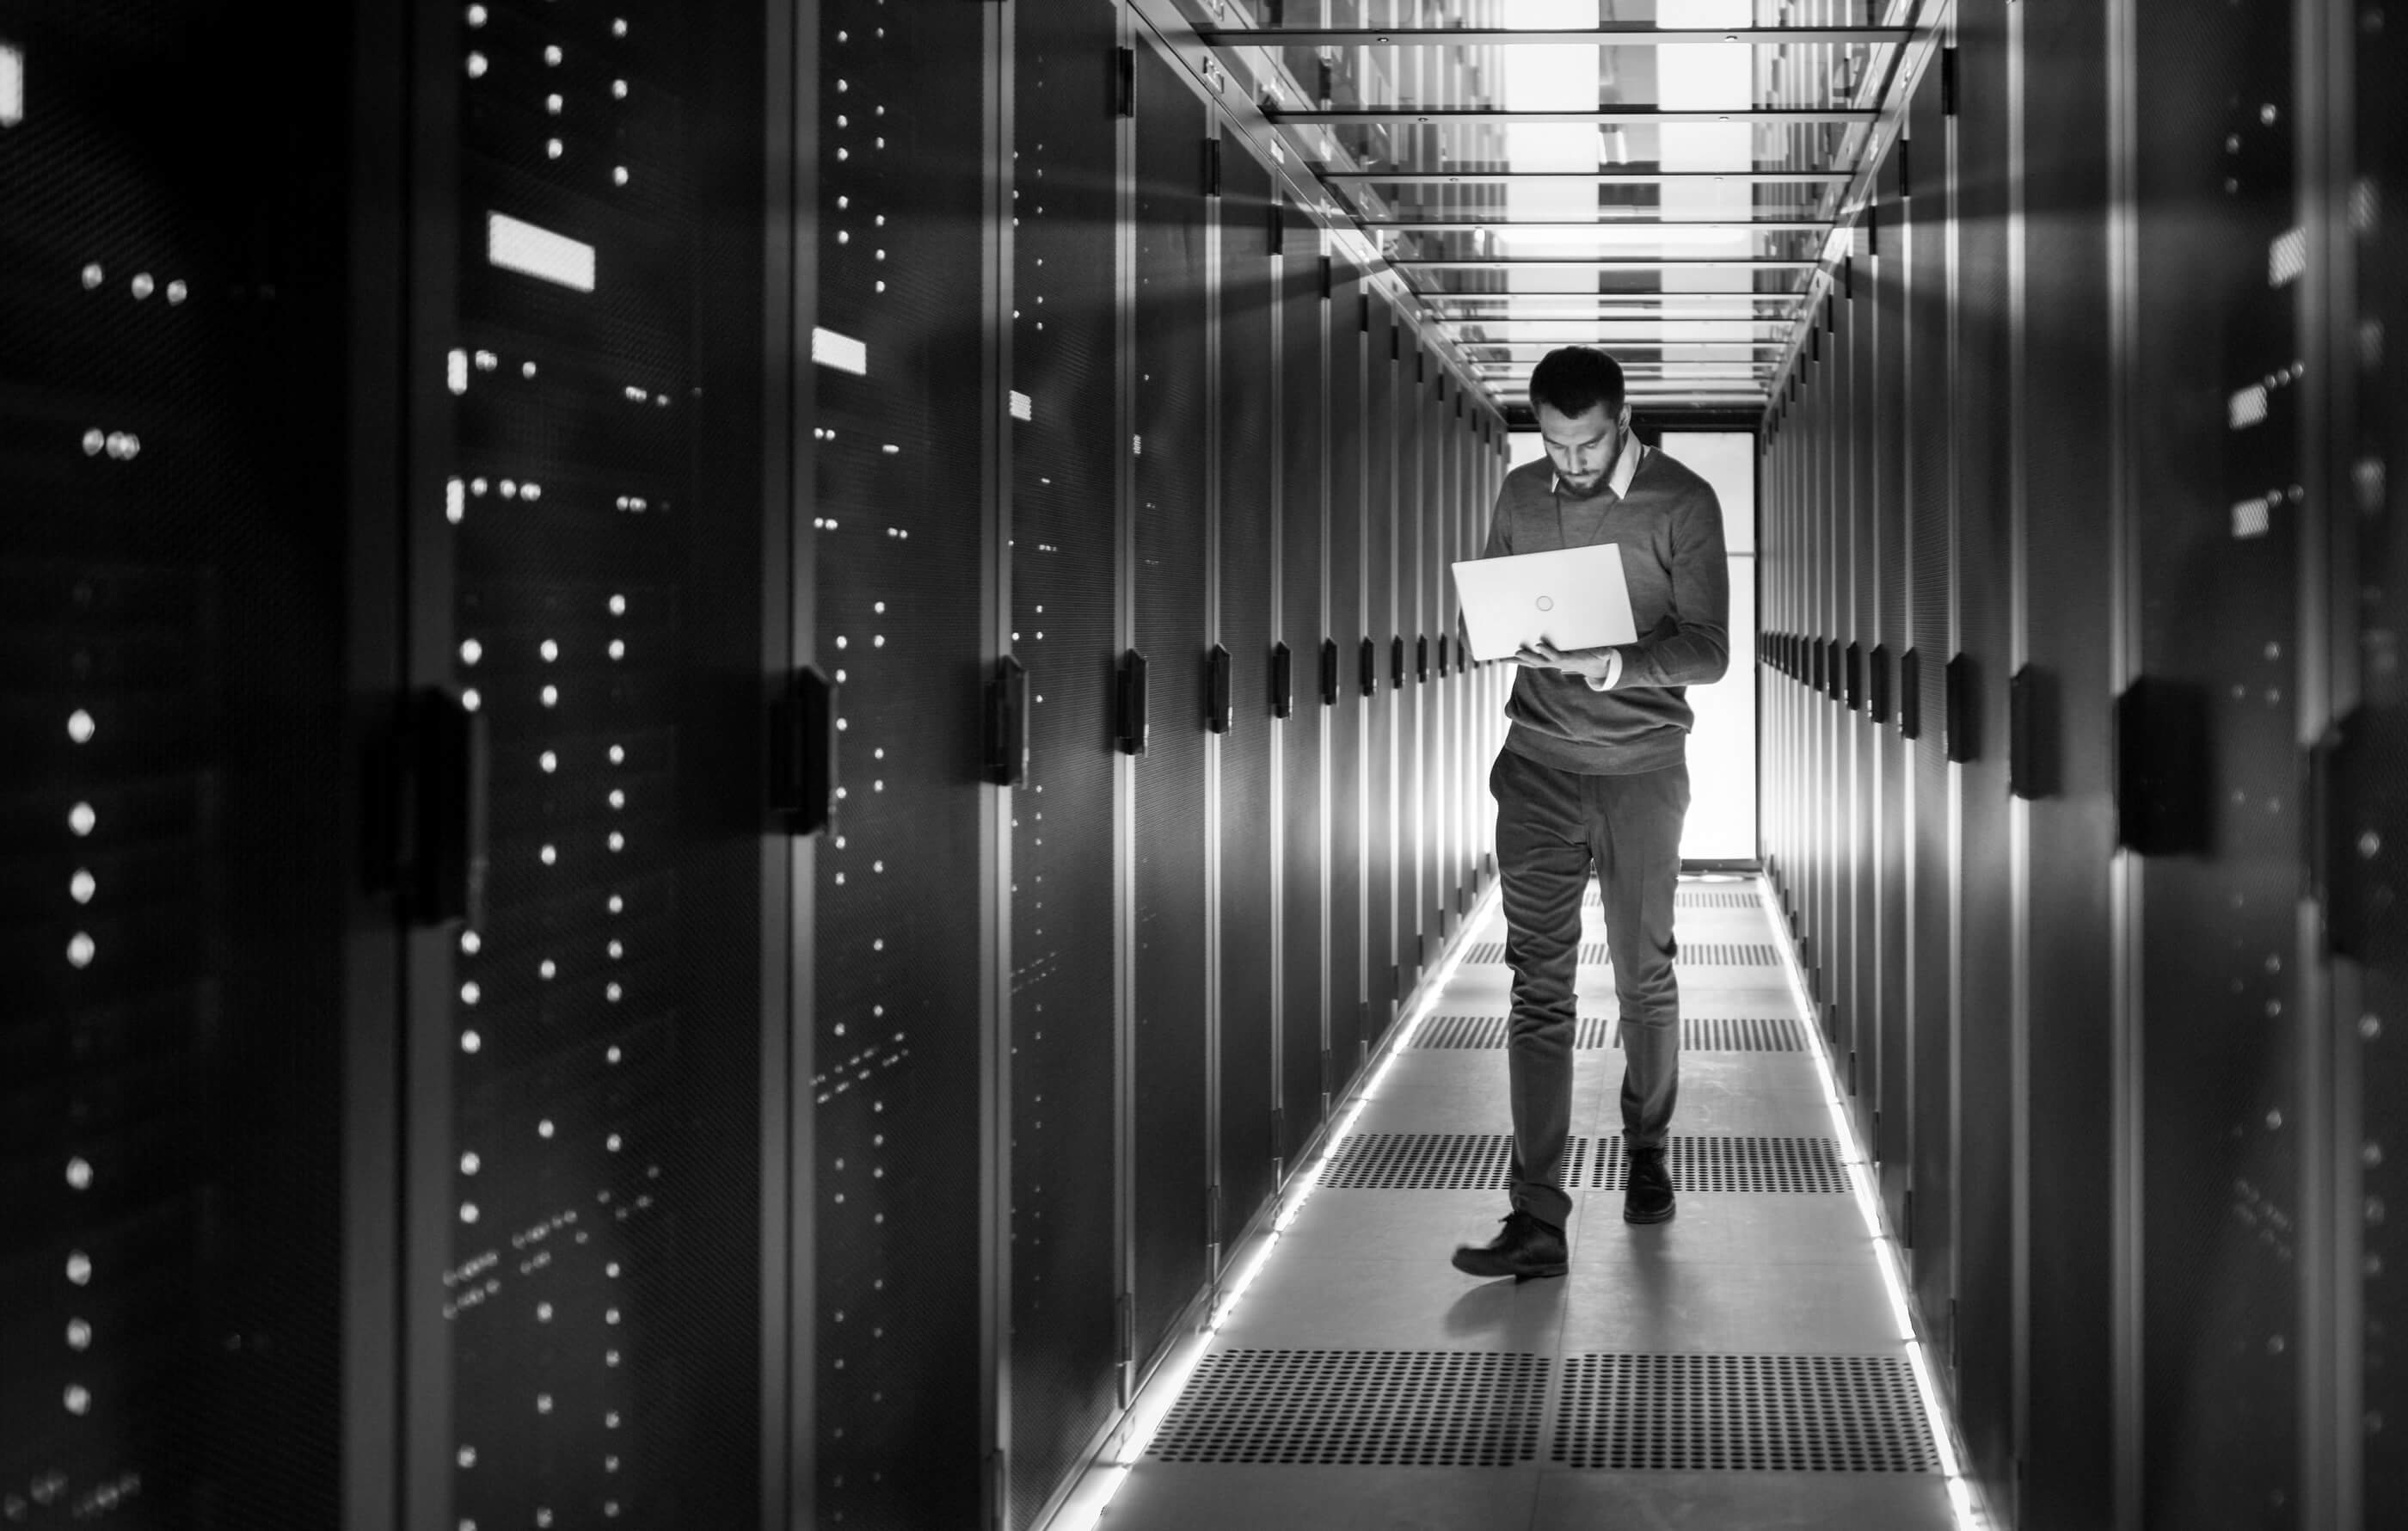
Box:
[1490,747,1690,1229]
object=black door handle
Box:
[1391,634,1406,691]
[1359,636,1378,698]
[402,686,490,925]
[771,666,839,836]
[1118,649,1150,755]
[1944,654,1975,763]
[1272,641,1294,719]
[1416,635,1430,686]
[986,655,1029,786]
[1321,637,1340,705]
[1207,643,1233,733]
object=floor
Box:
[1096,875,1966,1531]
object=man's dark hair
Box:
[1527,346,1626,419]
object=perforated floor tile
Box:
[1677,943,1782,968]
[1550,1354,1938,1472]
[1590,1136,1850,1194]
[1462,941,1610,967]
[1410,1016,1806,1051]
[1149,1350,1549,1466]
[1318,1132,1592,1191]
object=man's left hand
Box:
[1514,638,1614,683]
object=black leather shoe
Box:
[1624,1147,1675,1224]
[1450,1211,1568,1279]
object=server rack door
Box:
[1434,387,1454,929]
[1127,40,1214,1370]
[1397,347,1427,990]
[2348,9,2407,1520]
[2128,0,2310,1516]
[1277,212,1329,1160]
[417,0,796,1523]
[1005,2,1126,1519]
[2015,4,2121,1517]
[1903,58,1958,1348]
[0,8,378,1524]
[1847,241,1879,1153]
[1324,264,1366,1104]
[1951,0,2021,1505]
[1214,138,1279,1246]
[1809,372,1834,1026]
[1363,297,1397,1043]
[1870,154,1914,1243]
[1829,268,1861,1127]
[1416,368,1434,944]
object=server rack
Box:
[1125,33,1214,1376]
[1213,132,1279,1274]
[1275,205,1328,1179]
[1007,2,1135,1519]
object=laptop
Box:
[1451,544,1639,664]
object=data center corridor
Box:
[1082,874,1965,1531]
[4,2,2404,1530]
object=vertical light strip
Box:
[1754,876,1987,1529]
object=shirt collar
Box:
[1551,428,1647,501]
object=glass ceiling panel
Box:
[1204,2,1916,409]
[1281,119,1870,181]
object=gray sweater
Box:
[1479,446,1731,775]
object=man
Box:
[1451,347,1730,1280]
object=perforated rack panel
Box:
[2129,0,2308,1516]
[809,0,989,1523]
[1276,202,1328,1165]
[1899,54,1956,1344]
[2350,3,2405,1521]
[433,0,781,1525]
[0,3,353,1523]
[1363,295,1398,1038]
[1324,260,1367,1096]
[1215,137,1280,1245]
[1005,2,1126,1522]
[1128,37,1214,1368]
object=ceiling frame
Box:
[1195,26,1912,47]
[1270,107,1877,126]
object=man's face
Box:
[1536,399,1625,494]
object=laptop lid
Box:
[1450,544,1639,664]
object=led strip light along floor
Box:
[1750,877,1989,1531]
[1048,884,1503,1531]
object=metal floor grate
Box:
[1552,1355,1938,1472]
[1676,889,1762,909]
[1318,1132,1589,1190]
[1463,941,1609,966]
[1412,1017,1803,1052]
[1413,1015,1613,1049]
[1619,1015,1807,1052]
[1150,1350,1549,1466]
[1591,1135,1849,1193]
[1677,943,1780,968]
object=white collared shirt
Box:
[1551,429,1648,502]
[1551,430,1645,690]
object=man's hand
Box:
[1513,638,1616,684]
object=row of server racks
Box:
[1756,3,2403,1528]
[0,2,1514,1529]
